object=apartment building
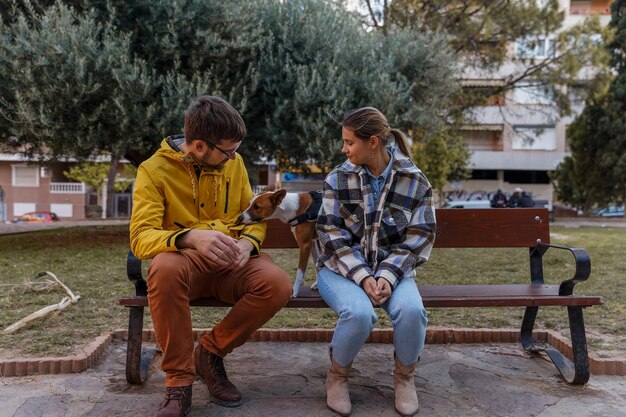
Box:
[451,0,612,204]
[0,150,133,222]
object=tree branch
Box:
[364,0,380,29]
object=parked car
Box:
[12,211,60,223]
[444,198,554,220]
[592,205,625,218]
[443,200,491,209]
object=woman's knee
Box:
[391,302,428,327]
[388,300,428,326]
[339,304,377,332]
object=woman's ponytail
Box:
[390,128,411,159]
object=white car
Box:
[443,200,491,209]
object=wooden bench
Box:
[118,208,602,385]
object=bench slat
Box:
[262,208,551,249]
[118,284,602,309]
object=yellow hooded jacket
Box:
[130,137,266,260]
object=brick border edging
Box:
[1,328,624,377]
[0,333,112,378]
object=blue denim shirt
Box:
[365,149,393,209]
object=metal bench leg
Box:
[521,305,590,385]
[520,306,539,352]
[126,306,144,384]
[543,306,590,384]
[125,306,159,385]
[567,306,591,384]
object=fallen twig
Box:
[2,271,81,334]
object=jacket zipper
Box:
[224,181,230,213]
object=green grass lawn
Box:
[0,225,624,358]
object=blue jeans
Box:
[317,267,428,367]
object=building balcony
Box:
[569,0,611,15]
[50,182,85,194]
[469,150,568,171]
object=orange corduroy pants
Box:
[147,250,292,387]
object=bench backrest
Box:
[262,208,550,249]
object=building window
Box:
[12,165,39,187]
[87,192,99,205]
[515,37,556,59]
[471,170,498,180]
[461,129,504,151]
[503,170,551,184]
[50,203,73,217]
[512,83,555,105]
[512,125,557,150]
[13,202,36,215]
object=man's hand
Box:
[228,238,254,271]
[177,229,241,268]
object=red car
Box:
[13,211,60,223]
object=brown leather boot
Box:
[326,349,352,416]
[393,354,419,416]
[154,386,192,417]
[194,343,243,407]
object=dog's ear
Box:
[263,184,277,192]
[271,189,287,206]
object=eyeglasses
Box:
[206,141,240,159]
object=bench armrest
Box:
[127,251,147,297]
[536,243,591,296]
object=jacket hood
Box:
[156,135,198,166]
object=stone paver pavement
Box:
[1,341,625,417]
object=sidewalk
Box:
[1,340,625,417]
[0,219,129,235]
[1,217,624,236]
[552,218,626,228]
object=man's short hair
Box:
[184,96,246,145]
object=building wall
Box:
[0,160,86,221]
[455,1,612,206]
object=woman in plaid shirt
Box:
[316,107,436,417]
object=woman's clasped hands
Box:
[362,276,392,306]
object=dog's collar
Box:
[287,190,323,226]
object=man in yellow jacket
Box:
[130,96,292,417]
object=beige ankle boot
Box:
[326,350,352,416]
[393,355,419,416]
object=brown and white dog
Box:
[237,185,322,298]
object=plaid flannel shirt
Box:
[316,147,436,288]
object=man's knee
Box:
[249,261,292,308]
[147,252,189,292]
[267,268,292,308]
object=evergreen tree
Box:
[1,0,460,195]
[0,3,158,217]
[552,0,626,215]
[254,1,458,173]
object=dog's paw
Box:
[291,284,302,299]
